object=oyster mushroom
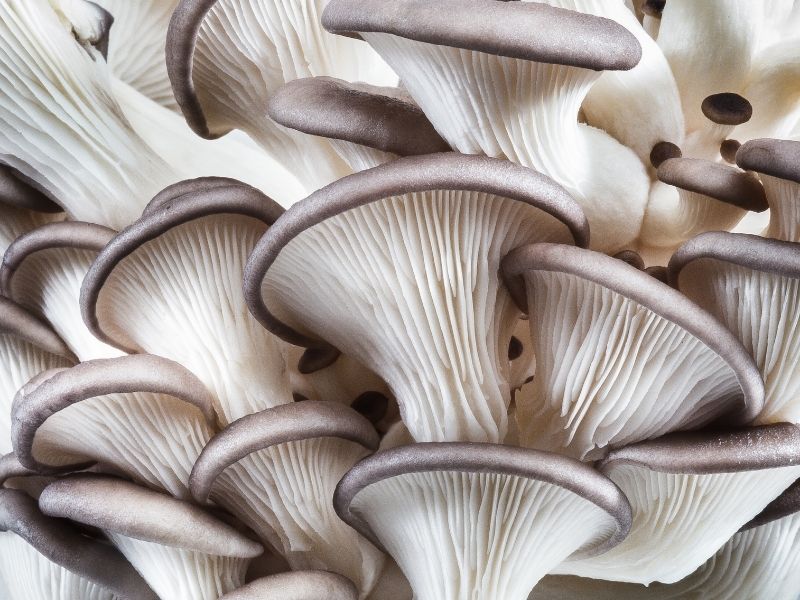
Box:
[668,231,800,424]
[219,571,358,600]
[39,475,263,600]
[11,354,216,499]
[1,221,123,360]
[501,242,763,459]
[190,400,385,597]
[244,153,589,443]
[0,487,156,600]
[322,0,647,252]
[81,178,292,425]
[334,442,632,600]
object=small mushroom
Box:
[39,474,263,600]
[219,571,358,600]
[245,153,589,443]
[334,442,631,599]
[502,242,763,459]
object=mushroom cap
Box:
[0,221,115,296]
[0,487,157,599]
[38,475,263,558]
[613,250,646,271]
[268,76,449,157]
[334,442,632,557]
[668,231,800,287]
[0,163,61,213]
[0,453,34,487]
[12,353,217,473]
[502,243,764,425]
[244,152,590,348]
[648,141,682,169]
[81,178,285,354]
[191,400,379,503]
[0,296,73,359]
[219,571,358,600]
[742,478,800,531]
[657,158,768,212]
[720,139,741,163]
[598,423,800,475]
[701,93,753,126]
[321,0,642,71]
[736,138,800,184]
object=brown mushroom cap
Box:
[501,243,764,425]
[657,157,768,212]
[0,487,158,599]
[741,478,800,531]
[244,152,590,348]
[0,296,74,360]
[649,141,682,169]
[321,0,642,71]
[268,77,450,157]
[334,442,632,557]
[219,571,358,600]
[736,138,800,184]
[11,354,217,473]
[191,401,379,503]
[720,139,741,163]
[701,93,753,126]
[0,163,61,213]
[38,475,263,558]
[598,423,800,475]
[0,453,35,487]
[80,178,285,354]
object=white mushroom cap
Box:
[245,153,589,443]
[335,442,631,600]
[219,571,359,600]
[11,354,216,499]
[502,242,763,459]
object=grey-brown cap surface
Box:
[657,157,768,212]
[0,487,158,599]
[268,77,450,156]
[219,571,358,600]
[334,442,632,557]
[598,424,800,475]
[191,401,379,503]
[0,163,61,213]
[12,353,217,473]
[741,478,800,531]
[701,93,752,126]
[244,152,590,348]
[321,0,642,71]
[0,296,74,360]
[501,243,764,424]
[39,475,263,557]
[736,138,800,184]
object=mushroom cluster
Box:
[1,0,800,599]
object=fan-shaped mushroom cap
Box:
[501,243,763,459]
[669,232,800,424]
[245,153,588,443]
[557,424,800,584]
[12,354,215,499]
[0,487,157,600]
[166,0,397,191]
[335,442,631,600]
[1,221,123,360]
[0,297,74,453]
[191,401,384,597]
[219,571,358,600]
[736,138,800,241]
[269,76,449,171]
[81,178,291,425]
[322,0,648,253]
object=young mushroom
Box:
[244,153,589,443]
[190,400,385,598]
[1,221,123,360]
[334,442,632,600]
[736,138,800,242]
[166,0,397,192]
[0,297,74,454]
[0,487,157,600]
[321,0,648,252]
[81,178,292,425]
[668,231,800,424]
[555,424,800,584]
[39,475,263,600]
[501,243,763,459]
[11,354,216,499]
[219,571,358,600]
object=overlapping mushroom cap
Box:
[245,152,588,443]
[502,243,762,459]
[219,570,358,600]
